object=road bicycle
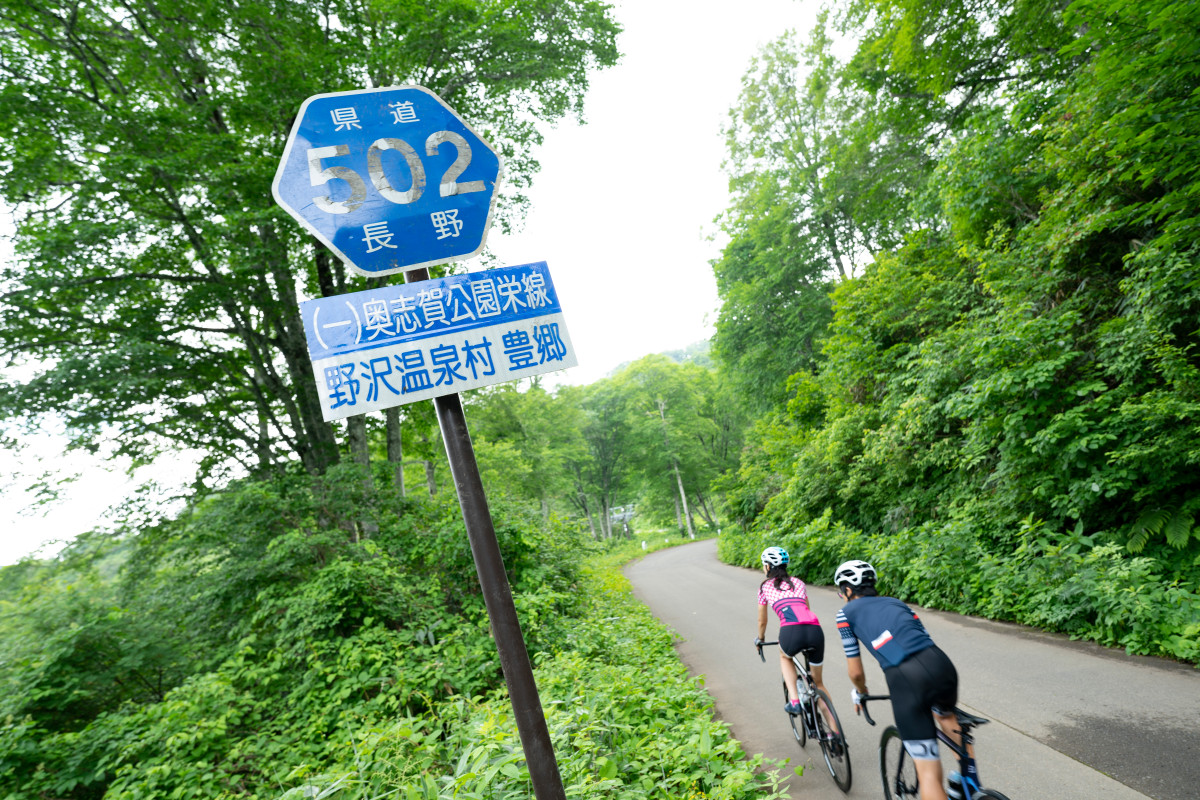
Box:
[756,639,852,792]
[859,694,1011,800]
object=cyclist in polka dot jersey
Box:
[754,546,829,715]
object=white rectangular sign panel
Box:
[301,261,576,421]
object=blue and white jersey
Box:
[836,596,934,669]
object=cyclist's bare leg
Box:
[934,710,975,760]
[914,758,948,800]
[810,662,827,695]
[809,663,840,733]
[780,651,800,702]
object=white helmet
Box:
[834,560,876,587]
[761,546,789,567]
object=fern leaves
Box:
[1129,503,1197,551]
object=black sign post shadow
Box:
[406,267,567,800]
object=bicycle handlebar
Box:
[754,639,779,663]
[858,693,890,726]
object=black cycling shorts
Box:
[779,623,825,666]
[883,645,958,742]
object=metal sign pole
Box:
[405,269,566,800]
[275,84,565,798]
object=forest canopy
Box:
[0,0,620,481]
[712,0,1200,663]
[3,0,1200,797]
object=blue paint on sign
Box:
[272,86,502,277]
[300,262,577,421]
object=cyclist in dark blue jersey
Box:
[834,560,976,800]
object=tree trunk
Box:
[656,397,694,538]
[349,415,370,470]
[582,499,597,539]
[568,464,598,539]
[674,495,682,532]
[265,237,339,474]
[424,459,437,496]
[348,414,378,539]
[673,461,695,539]
[600,496,612,539]
[255,406,271,475]
[386,406,405,498]
[694,491,717,529]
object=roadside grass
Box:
[278,535,788,799]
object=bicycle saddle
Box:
[954,709,990,726]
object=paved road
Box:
[625,539,1200,800]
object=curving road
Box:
[625,539,1200,800]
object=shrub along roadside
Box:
[274,538,789,800]
[0,476,782,799]
[719,514,1200,666]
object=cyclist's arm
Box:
[846,655,868,694]
[837,608,870,706]
[756,603,768,641]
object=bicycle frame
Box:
[756,640,816,704]
[756,639,853,792]
[933,721,979,796]
[861,694,987,800]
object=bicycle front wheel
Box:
[972,790,1012,800]
[879,726,919,800]
[812,689,852,792]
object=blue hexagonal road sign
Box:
[272,86,503,277]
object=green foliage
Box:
[0,470,594,798]
[466,382,588,511]
[0,0,621,479]
[712,0,1200,665]
[497,357,744,539]
[719,516,1200,665]
[261,541,787,800]
[1,513,782,799]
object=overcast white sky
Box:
[0,0,818,566]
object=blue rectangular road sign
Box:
[301,262,576,421]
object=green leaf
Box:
[1135,508,1172,535]
[1164,511,1194,549]
[1126,526,1152,553]
[597,757,619,780]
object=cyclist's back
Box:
[754,546,828,716]
[834,560,974,800]
[836,594,934,668]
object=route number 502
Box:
[307,131,486,214]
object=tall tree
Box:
[615,355,724,534]
[712,32,852,412]
[466,380,588,518]
[0,0,620,483]
[576,377,633,539]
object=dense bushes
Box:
[1,469,783,799]
[711,0,1200,666]
[272,543,787,800]
[0,468,580,798]
[719,515,1200,664]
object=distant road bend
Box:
[625,539,1200,800]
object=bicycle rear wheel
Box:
[879,726,919,800]
[783,680,806,747]
[972,790,1011,800]
[812,689,852,792]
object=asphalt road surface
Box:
[625,538,1200,800]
